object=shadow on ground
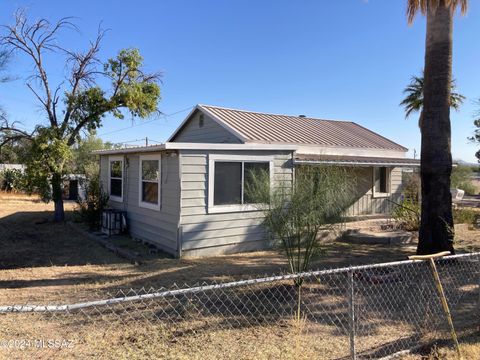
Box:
[0,209,130,269]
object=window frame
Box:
[207,154,274,214]
[372,166,391,198]
[138,154,161,211]
[108,156,124,203]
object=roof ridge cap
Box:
[198,104,353,123]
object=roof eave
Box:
[294,159,420,167]
[93,144,166,155]
[94,142,298,155]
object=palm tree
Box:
[400,72,465,129]
[407,0,468,255]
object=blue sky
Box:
[1,0,479,161]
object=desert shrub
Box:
[455,181,476,196]
[451,165,477,195]
[245,165,357,275]
[0,168,27,192]
[391,196,420,231]
[402,171,421,201]
[453,208,478,225]
[76,176,109,230]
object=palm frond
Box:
[400,71,465,118]
[407,0,468,24]
[450,78,466,111]
[400,74,424,118]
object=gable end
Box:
[169,108,243,144]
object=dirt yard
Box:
[0,192,479,359]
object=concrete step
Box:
[341,230,414,245]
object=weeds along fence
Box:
[1,252,479,359]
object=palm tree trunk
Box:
[51,172,65,222]
[417,3,455,255]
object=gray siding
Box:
[101,148,406,258]
[179,150,293,257]
[100,151,180,255]
[171,111,241,143]
[346,167,403,217]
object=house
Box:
[96,104,420,257]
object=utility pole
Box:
[145,137,148,146]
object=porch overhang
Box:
[294,154,421,167]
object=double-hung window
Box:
[208,155,274,213]
[373,167,390,197]
[109,156,124,202]
[139,155,161,210]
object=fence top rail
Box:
[0,252,478,314]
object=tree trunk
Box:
[417,3,455,255]
[51,172,65,222]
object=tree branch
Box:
[0,118,35,149]
[61,28,105,134]
[0,10,77,128]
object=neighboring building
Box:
[62,174,87,201]
[0,164,25,171]
[96,104,419,257]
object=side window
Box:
[139,155,161,210]
[109,158,123,202]
[373,167,389,195]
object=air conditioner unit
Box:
[101,209,127,236]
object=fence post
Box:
[348,268,356,360]
[478,258,480,329]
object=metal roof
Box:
[197,105,408,151]
[294,154,420,167]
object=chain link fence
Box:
[1,252,479,359]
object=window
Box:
[244,162,270,204]
[214,162,242,205]
[109,157,123,202]
[373,167,390,196]
[139,155,161,210]
[208,155,273,213]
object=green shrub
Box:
[455,181,477,196]
[245,165,357,275]
[76,176,109,230]
[392,196,420,231]
[451,165,477,195]
[402,171,421,201]
[0,168,27,192]
[453,208,478,225]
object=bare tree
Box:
[0,10,161,221]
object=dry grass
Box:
[401,333,480,359]
[1,192,479,359]
[0,192,433,304]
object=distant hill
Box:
[454,159,479,167]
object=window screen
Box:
[244,162,269,204]
[141,160,159,204]
[214,162,242,205]
[110,160,123,198]
[213,161,270,206]
[374,167,388,193]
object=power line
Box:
[120,138,147,144]
[98,106,193,137]
[112,137,164,147]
